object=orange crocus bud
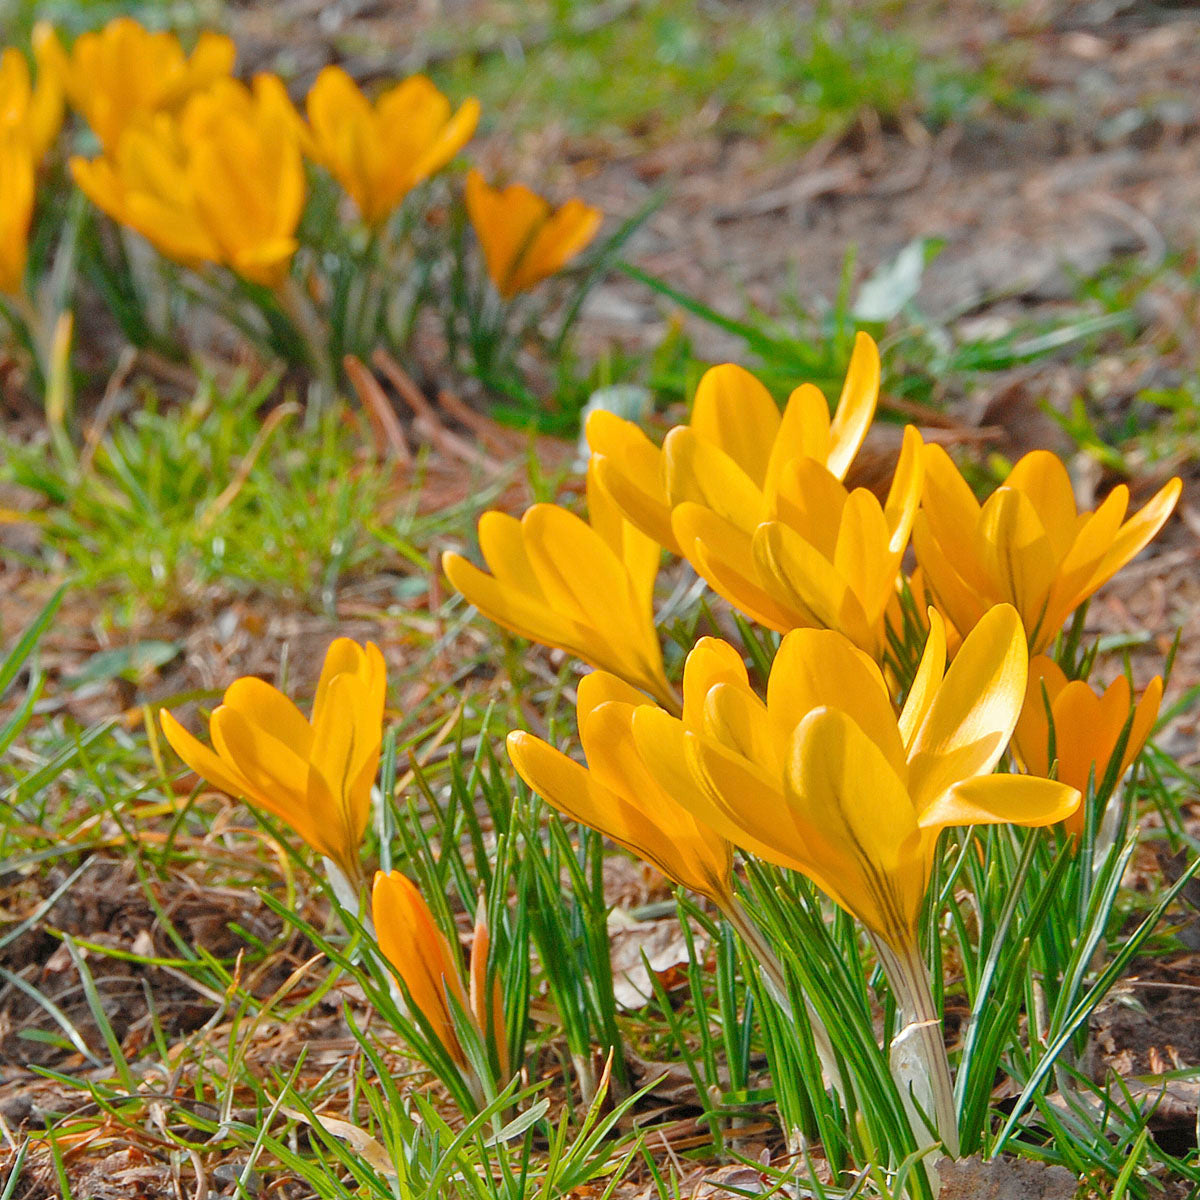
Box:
[1013,655,1161,837]
[372,871,473,1067]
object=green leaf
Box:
[64,639,180,688]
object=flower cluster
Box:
[154,328,1178,1154]
[451,330,1170,951]
[2,17,602,344]
[445,328,1179,1151]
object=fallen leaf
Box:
[280,1106,396,1177]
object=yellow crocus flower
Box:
[507,648,739,906]
[586,330,880,556]
[465,168,602,299]
[71,76,305,287]
[372,871,478,1069]
[161,638,386,888]
[1013,655,1161,837]
[40,17,235,151]
[305,66,478,226]
[632,604,1079,955]
[0,37,64,162]
[0,134,34,295]
[442,462,674,711]
[913,446,1181,653]
[675,424,924,659]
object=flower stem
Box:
[724,893,846,1100]
[873,934,960,1159]
[279,277,337,415]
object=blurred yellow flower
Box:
[0,134,34,295]
[0,37,64,162]
[677,424,924,659]
[633,605,1079,954]
[40,17,235,151]
[508,647,739,906]
[586,330,880,556]
[305,66,478,226]
[1013,655,1161,837]
[443,461,674,710]
[71,76,305,287]
[914,447,1181,653]
[161,638,386,887]
[465,168,601,299]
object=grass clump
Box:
[2,374,398,615]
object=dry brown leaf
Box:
[280,1105,397,1177]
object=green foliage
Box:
[2,375,399,615]
[435,0,1026,147]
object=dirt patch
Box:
[0,855,303,1073]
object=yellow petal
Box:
[1042,487,1128,647]
[522,503,629,628]
[586,458,659,618]
[883,425,925,554]
[1056,678,1121,794]
[911,511,989,641]
[372,871,467,1063]
[673,503,797,632]
[768,627,905,775]
[581,706,732,899]
[898,609,947,753]
[826,330,881,480]
[160,709,255,801]
[663,427,765,532]
[0,136,33,294]
[1004,450,1079,560]
[906,604,1027,817]
[1010,653,1068,776]
[1122,675,1162,777]
[210,705,310,813]
[834,488,893,624]
[308,672,375,853]
[585,409,677,552]
[523,503,665,687]
[919,773,1080,832]
[764,383,830,498]
[443,549,579,652]
[510,196,602,293]
[222,676,314,758]
[509,725,730,903]
[465,169,547,299]
[313,639,385,741]
[786,706,922,949]
[689,363,780,487]
[978,487,1058,644]
[1080,477,1182,610]
[703,682,777,773]
[681,636,749,731]
[770,456,848,561]
[918,444,992,598]
[753,521,876,653]
[577,670,651,723]
[405,95,479,192]
[633,708,814,880]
